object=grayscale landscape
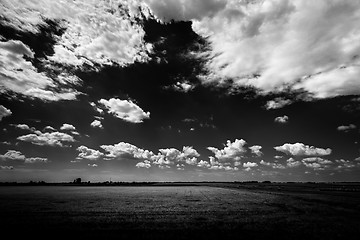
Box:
[1,183,359,239]
[1,0,360,239]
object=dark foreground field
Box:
[0,183,359,240]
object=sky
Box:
[0,0,360,183]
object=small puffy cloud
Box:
[249,145,263,156]
[90,120,103,129]
[302,157,332,170]
[90,102,104,114]
[101,142,155,160]
[136,160,151,169]
[286,158,301,168]
[335,159,356,170]
[43,126,56,132]
[0,150,47,163]
[197,160,211,168]
[17,131,75,147]
[99,98,150,123]
[60,124,76,131]
[243,161,258,171]
[183,118,197,123]
[265,98,292,110]
[11,124,32,131]
[24,157,48,164]
[207,139,247,161]
[0,105,12,121]
[260,160,285,169]
[88,164,98,167]
[199,122,216,129]
[274,143,331,156]
[0,166,14,170]
[181,146,200,159]
[274,115,289,123]
[207,157,238,171]
[172,82,195,92]
[76,146,104,161]
[0,150,26,161]
[260,160,271,166]
[176,163,185,170]
[243,162,258,168]
[274,155,283,159]
[337,124,356,131]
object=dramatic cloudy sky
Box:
[1,0,360,182]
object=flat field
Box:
[0,184,359,240]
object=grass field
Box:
[0,184,359,239]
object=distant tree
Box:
[74,178,82,184]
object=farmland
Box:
[0,183,359,239]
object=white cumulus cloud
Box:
[147,0,360,99]
[302,157,332,170]
[0,150,47,163]
[136,160,152,168]
[286,158,301,168]
[76,146,104,161]
[0,40,79,101]
[11,124,32,131]
[60,123,76,131]
[260,160,286,169]
[0,105,12,121]
[207,139,247,161]
[265,98,292,110]
[249,145,263,156]
[99,98,150,123]
[0,150,25,161]
[24,157,48,164]
[274,115,289,123]
[274,143,331,156]
[17,131,75,147]
[337,124,356,131]
[101,142,155,160]
[0,166,14,170]
[90,120,103,129]
[0,0,152,67]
